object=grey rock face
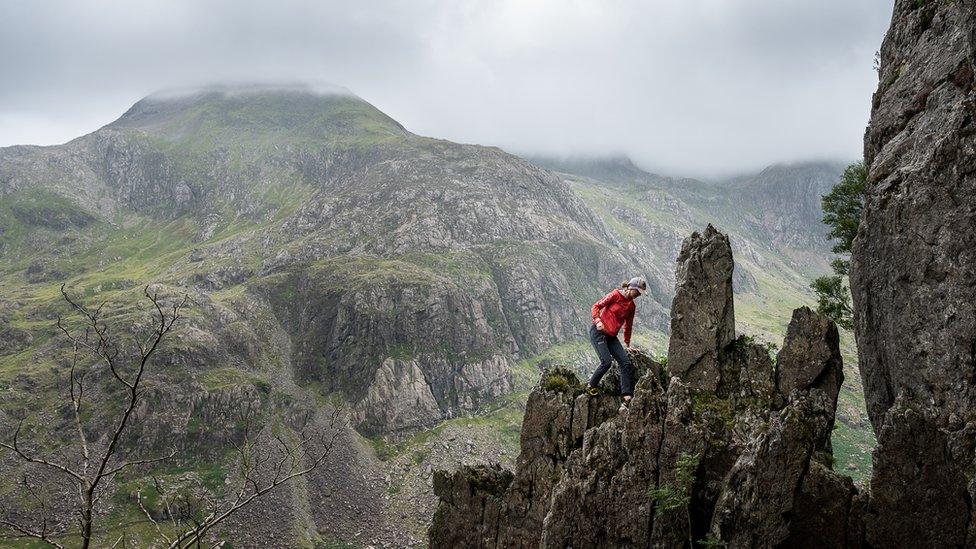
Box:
[430,465,513,549]
[777,306,843,413]
[352,358,443,432]
[784,461,861,549]
[429,228,853,547]
[429,367,624,548]
[709,390,835,546]
[865,403,970,548]
[255,264,516,434]
[853,0,976,437]
[852,0,976,544]
[542,369,667,548]
[667,224,735,392]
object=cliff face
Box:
[429,226,857,547]
[855,0,976,434]
[852,0,976,545]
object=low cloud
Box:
[0,0,892,177]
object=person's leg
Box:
[607,336,634,398]
[588,325,613,388]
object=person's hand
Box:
[627,345,638,352]
[596,321,605,331]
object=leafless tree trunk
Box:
[1,285,184,548]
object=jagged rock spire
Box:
[777,306,843,414]
[667,224,735,392]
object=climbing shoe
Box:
[585,385,600,396]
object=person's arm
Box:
[591,291,617,325]
[624,306,635,347]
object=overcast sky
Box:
[0,0,892,178]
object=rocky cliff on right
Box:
[851,0,976,546]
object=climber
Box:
[585,276,646,410]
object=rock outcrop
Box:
[667,224,735,392]
[852,0,976,543]
[429,226,853,547]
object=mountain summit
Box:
[108,83,408,143]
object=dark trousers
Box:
[587,324,635,396]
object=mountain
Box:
[1,85,666,434]
[535,156,846,288]
[0,84,868,546]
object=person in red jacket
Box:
[585,276,647,409]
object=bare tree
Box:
[0,284,339,548]
[1,284,184,548]
[137,406,340,548]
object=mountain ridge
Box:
[0,86,872,546]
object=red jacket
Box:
[591,289,636,346]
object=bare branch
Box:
[0,516,67,549]
[109,531,126,549]
[0,420,84,483]
[0,478,66,549]
[104,448,177,477]
[67,340,91,468]
[1,285,188,549]
[137,486,174,547]
[166,406,342,548]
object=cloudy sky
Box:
[1,0,891,178]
